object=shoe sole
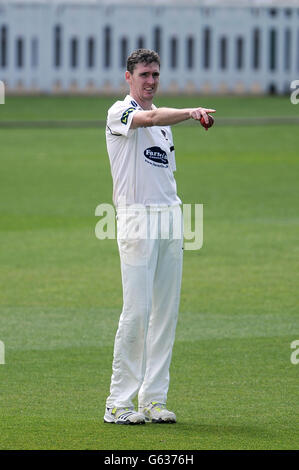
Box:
[104,419,145,425]
[143,415,176,424]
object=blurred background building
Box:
[0,0,298,95]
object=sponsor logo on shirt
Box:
[144,146,168,167]
[121,107,135,125]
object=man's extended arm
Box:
[130,107,216,129]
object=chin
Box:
[144,92,155,99]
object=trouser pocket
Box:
[117,211,147,266]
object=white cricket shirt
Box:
[106,95,182,208]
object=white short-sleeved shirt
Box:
[106,94,182,208]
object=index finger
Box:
[203,109,216,113]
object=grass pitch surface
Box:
[0,95,298,450]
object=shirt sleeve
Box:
[107,101,139,137]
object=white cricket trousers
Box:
[106,204,183,409]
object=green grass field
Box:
[0,94,298,450]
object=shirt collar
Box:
[125,95,156,110]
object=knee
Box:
[119,307,148,343]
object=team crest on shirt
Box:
[144,146,168,168]
[121,107,135,125]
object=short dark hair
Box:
[127,49,160,74]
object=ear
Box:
[125,71,131,83]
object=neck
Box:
[130,93,153,110]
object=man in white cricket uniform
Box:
[104,49,215,425]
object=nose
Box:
[147,74,155,85]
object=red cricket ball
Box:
[200,114,215,131]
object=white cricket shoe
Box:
[104,406,146,425]
[139,401,177,423]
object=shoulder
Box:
[108,99,137,118]
[107,100,125,115]
[107,98,140,130]
[106,97,140,137]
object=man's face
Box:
[125,62,160,106]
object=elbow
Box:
[143,110,157,127]
[131,110,156,129]
[131,109,162,128]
